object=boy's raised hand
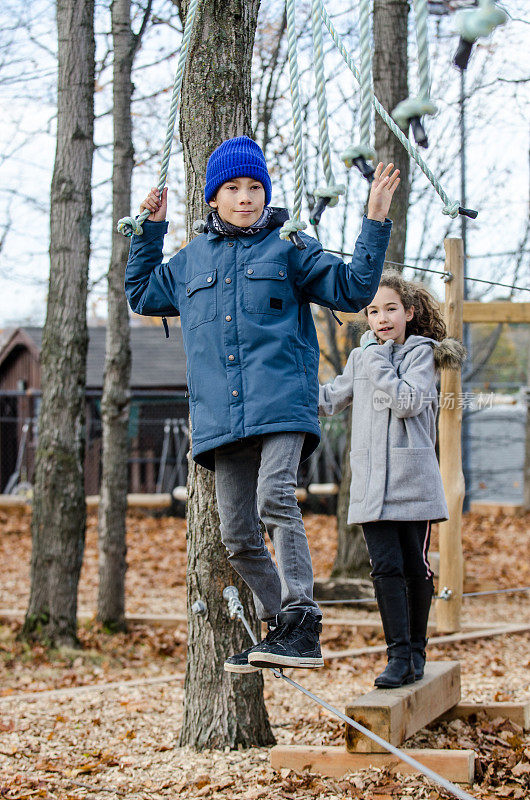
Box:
[367,163,400,223]
[140,186,167,222]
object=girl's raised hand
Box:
[367,163,400,223]
[140,186,167,222]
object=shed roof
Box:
[0,325,187,389]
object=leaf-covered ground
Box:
[0,509,528,799]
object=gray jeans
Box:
[214,432,320,622]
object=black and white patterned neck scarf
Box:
[206,207,288,237]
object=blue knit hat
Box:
[204,136,272,206]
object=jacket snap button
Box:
[232,390,239,397]
[247,268,254,274]
[225,277,231,284]
[278,271,284,277]
[207,276,213,283]
[227,242,234,247]
[225,315,232,322]
[228,355,235,361]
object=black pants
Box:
[361,520,433,582]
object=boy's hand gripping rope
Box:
[453,0,508,71]
[391,0,437,149]
[116,0,200,237]
[321,4,478,220]
[222,585,477,800]
[340,0,376,182]
[310,0,345,225]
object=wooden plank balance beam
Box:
[344,661,461,752]
[271,661,475,784]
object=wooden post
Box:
[436,238,465,633]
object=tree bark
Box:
[97,0,139,630]
[373,0,410,265]
[25,0,95,647]
[177,0,274,749]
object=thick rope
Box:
[279,0,308,243]
[414,0,431,101]
[359,0,373,150]
[310,0,344,208]
[321,4,461,218]
[117,0,200,237]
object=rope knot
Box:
[442,201,460,219]
[117,216,143,237]
[312,184,345,208]
[279,218,307,241]
[340,144,376,170]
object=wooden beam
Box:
[458,301,530,324]
[439,701,530,730]
[469,501,523,515]
[333,301,530,325]
[345,662,460,753]
[270,745,475,784]
[436,238,465,634]
[322,623,530,660]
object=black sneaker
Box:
[224,645,262,674]
[248,610,324,669]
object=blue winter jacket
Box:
[125,214,392,470]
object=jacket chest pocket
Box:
[243,263,289,315]
[185,269,217,329]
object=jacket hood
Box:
[395,334,466,370]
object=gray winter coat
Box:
[318,335,466,524]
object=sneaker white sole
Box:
[247,653,324,668]
[224,661,261,674]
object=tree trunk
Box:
[373,0,410,265]
[97,0,138,630]
[178,0,274,749]
[25,0,95,647]
[331,413,371,579]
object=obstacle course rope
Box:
[223,585,477,800]
[321,4,477,221]
[279,0,308,250]
[117,0,200,237]
[318,585,530,606]
[309,0,345,225]
[392,0,437,148]
[340,0,376,182]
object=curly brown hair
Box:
[363,269,447,341]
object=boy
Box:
[125,135,399,672]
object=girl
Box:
[319,270,465,687]
[125,136,400,673]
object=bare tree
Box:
[24,0,95,646]
[97,0,153,631]
[177,0,274,749]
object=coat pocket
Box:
[349,448,369,503]
[388,446,441,505]
[243,262,288,315]
[185,269,217,329]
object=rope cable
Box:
[117,0,200,237]
[309,0,345,224]
[279,0,308,249]
[321,5,474,220]
[224,586,477,800]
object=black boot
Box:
[373,576,415,688]
[248,609,323,669]
[406,577,434,680]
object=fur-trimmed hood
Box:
[394,334,467,371]
[432,337,467,370]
